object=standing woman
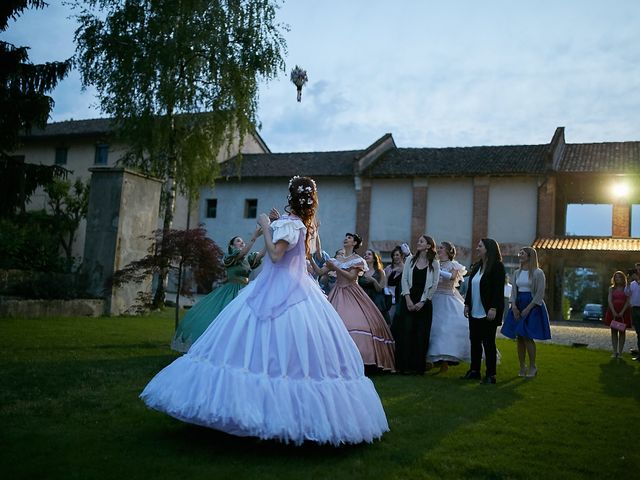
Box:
[360,249,391,324]
[604,271,631,358]
[313,234,396,372]
[463,238,506,384]
[427,241,471,373]
[384,246,406,320]
[501,247,551,377]
[171,231,264,352]
[393,235,440,374]
[141,176,389,445]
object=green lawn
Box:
[1,312,638,480]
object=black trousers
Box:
[469,316,498,377]
[393,298,433,373]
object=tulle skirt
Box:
[141,278,389,446]
[427,290,471,364]
[328,282,395,372]
[501,292,552,340]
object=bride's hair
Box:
[285,176,318,256]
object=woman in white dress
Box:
[427,241,471,372]
[140,176,389,446]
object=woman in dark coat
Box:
[463,238,506,385]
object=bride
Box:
[140,176,388,446]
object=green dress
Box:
[171,248,262,352]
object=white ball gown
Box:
[427,260,471,364]
[140,216,389,445]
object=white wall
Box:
[199,177,356,258]
[488,177,538,250]
[369,179,412,245]
[426,178,474,265]
[315,178,357,256]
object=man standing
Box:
[626,263,640,361]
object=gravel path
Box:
[499,321,639,354]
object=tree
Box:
[0,1,72,157]
[111,227,225,325]
[72,0,287,307]
[44,177,90,269]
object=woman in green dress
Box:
[171,228,264,353]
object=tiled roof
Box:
[366,144,549,177]
[219,151,359,178]
[22,118,113,138]
[559,142,640,173]
[532,237,640,251]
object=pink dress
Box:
[327,256,395,371]
[604,288,631,327]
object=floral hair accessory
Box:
[289,176,301,188]
[297,186,304,193]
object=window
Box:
[244,199,257,218]
[565,204,612,236]
[632,205,640,238]
[54,147,68,165]
[206,199,217,218]
[94,144,109,165]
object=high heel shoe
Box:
[526,367,537,378]
[460,370,480,380]
[480,375,496,385]
[518,366,527,377]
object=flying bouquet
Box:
[290,65,308,102]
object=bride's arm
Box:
[258,213,288,263]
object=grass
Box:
[1,311,638,480]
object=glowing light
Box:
[611,182,630,198]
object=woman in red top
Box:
[604,270,631,359]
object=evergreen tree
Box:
[0,0,72,157]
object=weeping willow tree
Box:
[73,0,287,307]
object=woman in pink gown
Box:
[313,233,395,372]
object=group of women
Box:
[140,175,552,447]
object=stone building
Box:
[13,118,270,263]
[13,120,640,318]
[207,127,640,318]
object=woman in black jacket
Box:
[463,238,506,384]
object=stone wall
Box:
[0,297,105,318]
[83,168,162,315]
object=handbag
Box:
[610,319,627,331]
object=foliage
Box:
[0,156,68,216]
[0,211,66,272]
[563,267,605,312]
[0,0,72,157]
[9,271,94,299]
[1,314,639,479]
[44,177,90,266]
[72,0,287,306]
[72,0,287,199]
[111,227,225,320]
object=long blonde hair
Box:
[520,247,539,278]
[610,270,627,288]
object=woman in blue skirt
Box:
[501,247,551,378]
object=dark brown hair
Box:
[285,176,318,256]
